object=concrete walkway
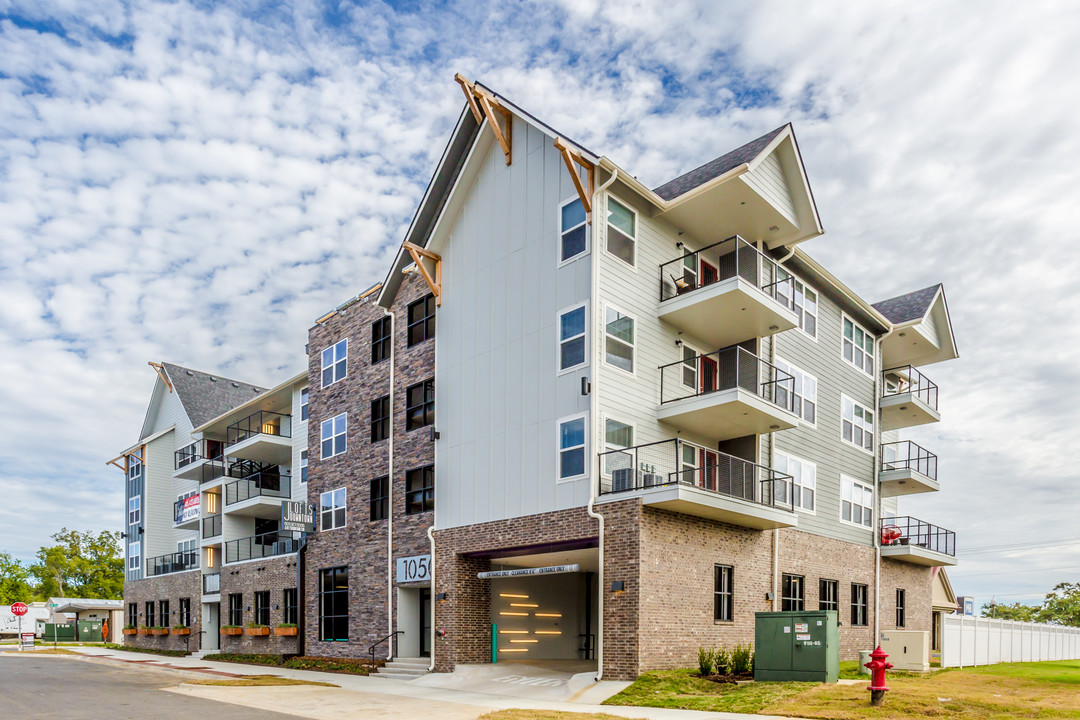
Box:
[64,647,798,720]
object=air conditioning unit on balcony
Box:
[642,473,663,487]
[612,468,634,492]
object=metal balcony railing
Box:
[225,471,291,505]
[146,550,199,577]
[659,235,796,309]
[203,573,221,594]
[597,438,795,512]
[882,516,956,556]
[882,440,938,481]
[202,514,222,539]
[883,365,939,411]
[226,410,291,446]
[660,346,795,412]
[175,439,225,470]
[224,531,302,564]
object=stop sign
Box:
[10,602,28,616]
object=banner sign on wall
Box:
[175,495,200,524]
[396,555,431,584]
[477,563,580,579]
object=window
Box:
[774,358,817,424]
[896,588,906,628]
[145,601,155,628]
[842,315,874,376]
[300,450,308,483]
[128,602,137,626]
[604,306,635,373]
[370,396,390,442]
[177,538,197,556]
[819,579,839,613]
[406,379,435,431]
[179,597,191,627]
[128,542,141,572]
[320,488,347,530]
[254,590,270,626]
[841,396,874,452]
[841,475,874,528]
[714,565,734,622]
[782,574,805,611]
[228,593,243,627]
[283,588,298,625]
[158,599,169,626]
[128,456,143,483]
[558,415,587,481]
[777,269,818,337]
[605,418,633,451]
[407,294,436,346]
[560,197,588,263]
[405,465,434,514]
[319,567,349,641]
[321,339,348,387]
[321,413,347,458]
[851,583,869,626]
[558,304,587,371]
[606,197,636,266]
[774,451,815,512]
[300,388,309,421]
[128,496,141,526]
[370,476,389,521]
[371,316,392,364]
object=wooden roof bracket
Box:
[455,73,512,166]
[148,361,173,392]
[553,137,596,223]
[403,241,443,307]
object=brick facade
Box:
[122,571,202,652]
[217,554,300,654]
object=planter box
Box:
[150,628,170,636]
[220,627,243,636]
[246,627,271,637]
[138,628,151,635]
[172,628,191,636]
[122,628,138,636]
[273,627,298,637]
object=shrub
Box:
[696,646,715,676]
[202,653,283,666]
[732,643,753,675]
[714,646,732,675]
[173,625,188,630]
[123,624,136,630]
[275,623,297,629]
[220,625,241,630]
[100,643,187,657]
[246,622,268,629]
[283,656,372,675]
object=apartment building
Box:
[113,362,308,653]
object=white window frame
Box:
[557,412,588,483]
[600,415,636,480]
[177,538,197,554]
[558,194,589,266]
[840,394,875,454]
[321,338,348,388]
[557,301,588,374]
[841,314,875,376]
[777,268,819,340]
[774,450,816,513]
[128,496,141,526]
[774,356,817,426]
[604,195,637,268]
[300,388,309,422]
[128,456,143,482]
[300,450,308,483]
[840,475,875,529]
[128,542,141,572]
[603,303,636,376]
[319,487,347,531]
[321,413,347,459]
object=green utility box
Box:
[43,623,76,641]
[77,620,103,641]
[754,610,839,683]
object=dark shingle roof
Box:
[872,284,942,325]
[652,125,788,201]
[161,362,266,428]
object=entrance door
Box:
[419,588,431,658]
[204,602,220,651]
[700,354,718,394]
[699,449,719,491]
[700,259,718,287]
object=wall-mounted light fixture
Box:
[610,581,625,594]
[765,592,775,601]
[674,339,683,348]
[436,592,448,602]
[430,428,440,441]
[580,378,591,396]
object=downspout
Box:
[587,165,618,682]
[769,243,793,608]
[873,330,890,645]
[428,293,440,674]
[384,307,396,661]
[427,526,435,672]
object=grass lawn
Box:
[185,675,338,688]
[480,713,631,720]
[602,668,809,714]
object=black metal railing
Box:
[202,514,222,539]
[225,471,291,505]
[882,516,956,556]
[175,439,225,471]
[659,235,795,309]
[660,346,795,412]
[882,440,938,480]
[199,457,265,484]
[369,630,404,670]
[224,531,302,564]
[226,410,291,446]
[882,365,939,411]
[146,550,199,577]
[597,438,794,512]
[203,573,221,594]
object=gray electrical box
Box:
[754,610,839,683]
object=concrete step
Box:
[375,658,429,679]
[385,657,429,668]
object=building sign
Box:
[396,555,431,584]
[477,563,580,579]
[175,495,200,524]
[281,501,315,533]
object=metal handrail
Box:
[226,410,292,445]
[175,442,201,470]
[882,365,939,411]
[202,514,222,539]
[146,550,199,577]
[658,235,796,309]
[369,630,404,670]
[882,440,938,481]
[659,345,795,412]
[224,531,302,564]
[225,471,291,505]
[882,516,955,556]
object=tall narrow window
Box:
[405,465,434,514]
[782,574,805,611]
[370,476,389,521]
[283,588,298,625]
[319,567,349,641]
[145,601,155,628]
[777,269,818,337]
[321,413,347,458]
[300,388,309,421]
[128,602,137,626]
[179,597,191,627]
[254,590,270,626]
[842,315,875,376]
[841,475,874,528]
[606,197,636,266]
[128,496,141,526]
[371,316,392,364]
[896,589,906,628]
[775,357,817,424]
[407,294,436,347]
[851,583,869,626]
[405,379,435,431]
[300,450,308,483]
[819,579,839,613]
[321,339,348,387]
[604,306,635,373]
[320,488,347,530]
[774,451,816,511]
[714,565,734,622]
[558,415,587,481]
[158,599,169,626]
[128,542,141,573]
[560,197,588,263]
[841,396,874,452]
[559,304,587,371]
[370,396,390,442]
[228,593,243,627]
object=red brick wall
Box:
[123,571,202,652]
[217,555,300,655]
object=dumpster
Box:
[754,610,839,683]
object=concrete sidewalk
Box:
[66,647,797,720]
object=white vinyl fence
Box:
[942,615,1080,668]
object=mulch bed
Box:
[700,672,754,684]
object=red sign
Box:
[10,602,29,616]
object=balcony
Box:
[203,573,221,595]
[146,550,199,577]
[658,346,800,440]
[881,366,940,430]
[880,441,939,497]
[174,439,225,480]
[202,514,222,540]
[598,439,797,530]
[173,495,201,529]
[225,531,302,564]
[658,236,798,348]
[881,516,957,566]
[224,471,292,518]
[225,411,292,465]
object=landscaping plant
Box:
[731,643,753,675]
[697,646,715,676]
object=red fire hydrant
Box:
[864,646,892,706]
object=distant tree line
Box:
[0,529,123,605]
[982,582,1080,626]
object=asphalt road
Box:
[0,655,301,720]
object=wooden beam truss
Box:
[403,241,443,307]
[455,73,513,166]
[553,137,596,222]
[147,361,173,392]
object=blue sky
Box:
[2,0,1079,609]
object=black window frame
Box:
[128,602,137,626]
[145,601,155,628]
[896,588,906,628]
[178,597,191,627]
[713,564,734,622]
[819,579,839,613]
[319,567,349,642]
[851,583,869,626]
[781,573,805,612]
[405,465,434,515]
[159,599,169,626]
[370,396,390,442]
[283,588,298,625]
[228,593,243,627]
[405,379,435,431]
[254,590,270,626]
[371,317,392,364]
[370,475,389,521]
[407,294,436,347]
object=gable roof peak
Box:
[159,362,267,429]
[652,124,791,201]
[871,284,943,325]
